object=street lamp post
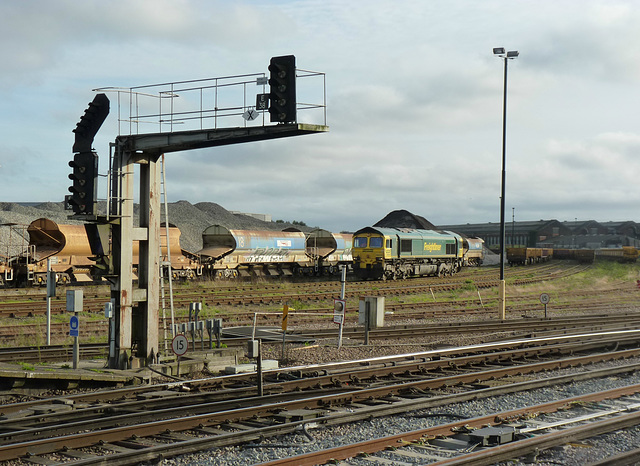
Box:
[493,47,519,319]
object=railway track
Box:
[0,263,591,319]
[1,331,640,463]
[0,263,633,346]
[3,313,640,364]
[267,383,640,465]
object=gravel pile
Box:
[0,201,311,255]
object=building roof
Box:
[437,219,567,235]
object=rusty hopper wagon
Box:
[10,218,200,286]
[23,218,99,285]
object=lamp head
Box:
[493,47,505,55]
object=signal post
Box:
[68,56,328,369]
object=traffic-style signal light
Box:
[73,94,109,153]
[268,55,296,123]
[66,94,109,216]
[67,151,98,215]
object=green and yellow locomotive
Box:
[352,227,465,280]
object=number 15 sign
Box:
[172,334,188,356]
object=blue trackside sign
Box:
[69,315,79,337]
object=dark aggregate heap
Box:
[373,209,437,230]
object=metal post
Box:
[214,318,222,349]
[511,207,515,248]
[206,319,213,349]
[499,54,508,320]
[73,311,79,369]
[338,266,346,348]
[46,259,51,345]
[257,339,263,397]
[200,321,205,351]
[494,47,518,320]
[191,322,196,352]
[109,313,116,361]
[364,301,370,346]
[281,304,288,360]
[281,330,286,360]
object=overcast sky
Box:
[2,0,640,232]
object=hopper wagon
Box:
[199,226,308,278]
[10,218,200,286]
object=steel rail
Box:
[43,363,640,466]
[260,382,640,466]
[1,329,637,417]
[2,348,640,461]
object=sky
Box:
[2,0,640,233]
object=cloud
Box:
[2,0,640,233]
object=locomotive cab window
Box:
[386,239,391,248]
[369,237,383,248]
[400,239,412,253]
[354,237,368,248]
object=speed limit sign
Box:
[540,293,550,305]
[172,334,188,356]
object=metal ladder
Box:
[159,154,176,352]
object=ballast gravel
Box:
[163,357,640,465]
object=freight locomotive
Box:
[351,226,478,280]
